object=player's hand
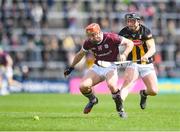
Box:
[64,67,74,77]
[141,56,149,62]
[119,54,126,62]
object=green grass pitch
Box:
[0,93,180,131]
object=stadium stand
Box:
[0,0,180,80]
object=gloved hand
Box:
[64,67,74,77]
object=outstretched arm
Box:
[119,37,134,61]
[6,54,13,67]
[70,48,86,68]
[64,48,86,77]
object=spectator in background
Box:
[0,47,13,95]
[0,0,180,80]
[175,41,180,68]
[62,35,76,66]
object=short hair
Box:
[85,23,101,34]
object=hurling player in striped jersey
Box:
[118,13,158,115]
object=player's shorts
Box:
[91,64,118,78]
[127,63,155,78]
[0,66,13,78]
[6,66,13,78]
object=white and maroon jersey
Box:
[82,32,123,65]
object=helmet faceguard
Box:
[125,13,141,21]
[125,13,141,31]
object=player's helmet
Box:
[125,13,141,20]
[85,23,101,34]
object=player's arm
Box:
[64,48,86,77]
[141,27,156,62]
[119,37,134,61]
[141,38,156,62]
[70,48,86,68]
[6,54,13,67]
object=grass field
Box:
[0,93,180,131]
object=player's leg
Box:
[120,66,139,101]
[106,69,127,118]
[80,69,103,114]
[3,66,13,94]
[0,75,2,94]
[142,72,158,95]
[140,64,158,109]
[0,75,9,96]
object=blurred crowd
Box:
[0,0,180,80]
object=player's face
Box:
[127,18,139,31]
[86,32,102,43]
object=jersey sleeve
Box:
[118,28,126,36]
[144,27,153,40]
[118,30,123,36]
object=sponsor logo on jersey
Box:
[97,50,112,57]
[133,39,143,46]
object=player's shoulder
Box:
[104,32,115,35]
[140,25,153,38]
[105,32,120,39]
[141,24,150,29]
[119,26,129,34]
[84,38,92,44]
[140,25,151,33]
[104,32,118,38]
[83,39,92,48]
[120,26,129,31]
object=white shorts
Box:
[6,66,13,78]
[127,63,155,78]
[0,66,13,78]
[91,64,118,78]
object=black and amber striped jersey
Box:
[119,25,154,64]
